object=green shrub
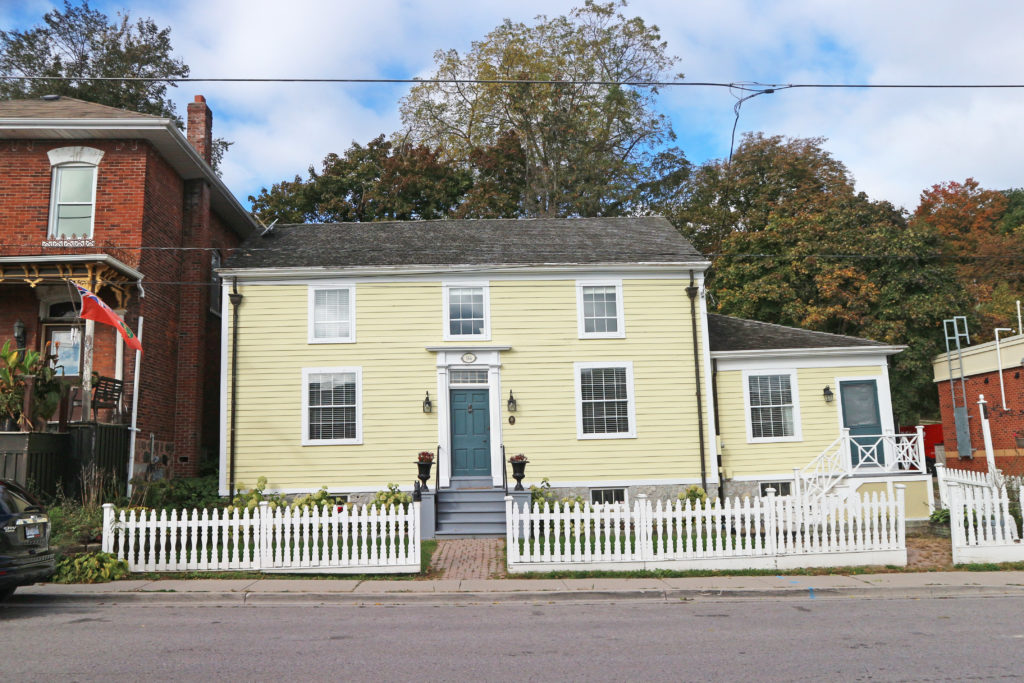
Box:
[53,552,130,583]
[48,501,104,547]
[929,507,950,524]
[138,474,223,510]
[371,483,411,509]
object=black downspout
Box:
[686,272,708,493]
[228,280,243,498]
[712,358,723,501]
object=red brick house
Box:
[932,328,1024,476]
[0,95,256,478]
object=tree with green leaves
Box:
[0,0,230,171]
[677,134,970,422]
[250,135,472,224]
[398,1,686,217]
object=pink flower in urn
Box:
[418,451,434,463]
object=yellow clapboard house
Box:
[218,217,932,533]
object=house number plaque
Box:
[461,352,477,363]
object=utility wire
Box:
[4,75,1024,89]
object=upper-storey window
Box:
[443,282,490,340]
[577,280,625,339]
[47,147,104,242]
[308,285,356,343]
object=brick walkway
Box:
[431,538,506,579]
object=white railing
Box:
[948,481,1024,565]
[935,464,996,509]
[796,428,926,500]
[506,488,906,572]
[102,501,421,574]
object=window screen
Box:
[581,367,630,434]
[748,374,795,438]
[307,372,357,440]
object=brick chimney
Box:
[186,95,213,165]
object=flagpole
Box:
[126,316,143,498]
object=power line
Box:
[4,75,1024,89]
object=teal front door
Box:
[840,380,883,467]
[451,389,490,477]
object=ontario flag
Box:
[74,283,142,354]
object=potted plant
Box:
[509,453,528,491]
[416,451,434,491]
[0,340,67,432]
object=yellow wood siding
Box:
[716,365,888,477]
[227,278,706,491]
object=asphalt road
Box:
[2,596,1023,681]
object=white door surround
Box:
[426,346,510,488]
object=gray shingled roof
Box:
[0,96,163,120]
[224,217,704,269]
[707,313,889,352]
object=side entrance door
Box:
[839,379,884,468]
[450,389,490,477]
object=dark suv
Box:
[0,480,55,600]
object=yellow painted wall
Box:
[850,479,931,520]
[717,365,889,477]
[227,277,706,492]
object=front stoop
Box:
[435,477,508,537]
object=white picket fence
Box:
[936,463,995,509]
[101,501,421,574]
[948,482,1024,565]
[505,488,906,572]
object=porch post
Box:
[977,395,997,481]
[915,425,926,473]
[81,319,95,419]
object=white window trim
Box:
[742,369,803,443]
[442,281,490,341]
[574,361,637,440]
[47,146,103,241]
[307,284,356,344]
[301,366,362,446]
[576,279,625,339]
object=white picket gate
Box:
[948,481,1024,565]
[102,501,421,574]
[506,488,906,572]
[936,463,995,509]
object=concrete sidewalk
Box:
[13,571,1024,605]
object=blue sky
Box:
[4,0,1024,211]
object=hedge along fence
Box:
[505,488,907,573]
[101,501,421,574]
[948,481,1024,565]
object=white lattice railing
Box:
[796,428,927,501]
[948,481,1024,565]
[102,501,421,574]
[506,488,906,572]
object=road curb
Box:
[9,584,1024,607]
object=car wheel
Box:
[0,587,16,602]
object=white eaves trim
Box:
[218,262,712,282]
[712,346,904,360]
[0,253,144,281]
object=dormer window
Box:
[46,146,104,242]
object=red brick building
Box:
[933,329,1024,476]
[0,95,256,477]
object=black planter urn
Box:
[416,461,433,491]
[510,459,528,491]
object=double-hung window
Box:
[575,361,636,439]
[47,146,104,242]
[302,368,362,445]
[308,285,355,343]
[577,281,624,338]
[744,370,801,442]
[443,282,489,340]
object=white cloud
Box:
[12,0,1024,211]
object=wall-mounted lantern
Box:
[823,385,834,403]
[422,391,432,413]
[507,390,517,412]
